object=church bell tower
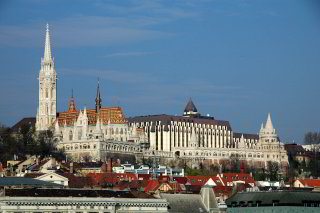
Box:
[36,24,57,131]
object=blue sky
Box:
[0,0,319,143]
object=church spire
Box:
[44,23,52,62]
[95,78,102,112]
[36,24,57,131]
[68,89,76,112]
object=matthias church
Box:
[35,25,288,167]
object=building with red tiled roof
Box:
[294,179,320,188]
[186,176,224,187]
[143,180,160,193]
[88,172,138,187]
[217,173,255,186]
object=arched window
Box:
[51,88,54,98]
[46,104,48,114]
[45,88,48,98]
[69,131,73,141]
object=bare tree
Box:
[304,132,320,145]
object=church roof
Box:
[11,117,36,133]
[57,106,126,126]
[129,114,232,130]
[184,98,198,113]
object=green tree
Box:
[35,130,57,159]
[267,161,280,181]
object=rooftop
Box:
[226,191,320,207]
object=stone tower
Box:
[36,24,57,131]
[259,113,278,143]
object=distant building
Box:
[285,143,312,164]
[293,179,320,189]
[226,191,320,212]
[0,188,168,213]
[160,185,221,213]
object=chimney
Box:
[107,158,113,173]
[70,162,74,174]
[200,185,219,211]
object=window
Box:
[78,129,82,140]
[69,131,73,141]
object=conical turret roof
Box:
[265,112,274,129]
[184,98,198,113]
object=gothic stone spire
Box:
[95,78,102,112]
[44,23,52,62]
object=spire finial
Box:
[44,23,52,61]
[71,89,74,98]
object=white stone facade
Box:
[0,196,169,213]
[54,116,146,161]
[129,103,288,167]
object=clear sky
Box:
[0,0,319,143]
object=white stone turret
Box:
[54,120,60,136]
[260,122,264,133]
[94,117,103,139]
[73,121,77,140]
[259,112,278,143]
[82,107,88,140]
[105,119,111,139]
[239,134,245,149]
[36,24,57,131]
